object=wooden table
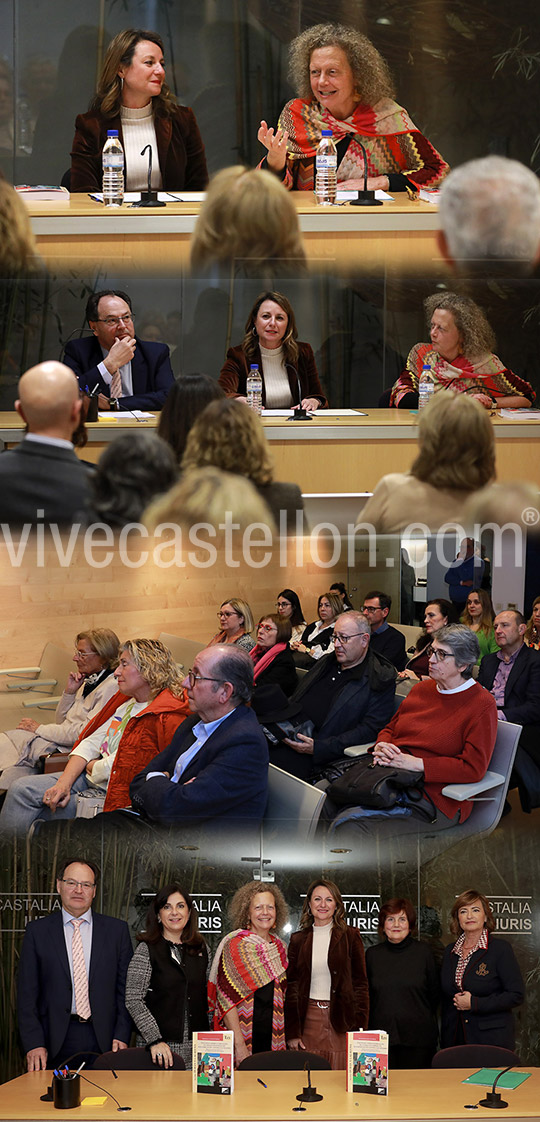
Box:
[0,410,538,492]
[28,194,443,272]
[0,1068,537,1121]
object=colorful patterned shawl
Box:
[209,929,288,1051]
[277,97,448,191]
[390,343,535,407]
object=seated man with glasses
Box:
[267,612,397,780]
[361,590,407,671]
[64,289,175,412]
[128,645,269,827]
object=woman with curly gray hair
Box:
[257,22,447,193]
[209,882,288,1066]
[390,292,534,408]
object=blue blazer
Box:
[17,911,133,1059]
[64,335,175,411]
[440,935,524,1049]
[129,705,269,824]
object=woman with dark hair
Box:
[292,592,344,663]
[157,374,225,464]
[330,582,354,610]
[125,883,209,1069]
[85,431,178,527]
[276,589,306,645]
[258,22,447,193]
[441,889,524,1049]
[219,291,327,412]
[209,882,288,1066]
[285,879,369,1069]
[399,599,454,682]
[250,614,297,696]
[366,897,439,1068]
[461,589,498,660]
[524,595,540,650]
[71,28,208,193]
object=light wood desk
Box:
[0,1068,537,1121]
[28,194,443,272]
[0,410,538,492]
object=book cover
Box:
[192,1031,234,1095]
[347,1030,389,1095]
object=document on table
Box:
[98,411,153,420]
[89,191,206,203]
[336,189,393,201]
[499,409,540,419]
[262,408,366,417]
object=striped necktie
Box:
[71,918,91,1020]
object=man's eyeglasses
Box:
[362,605,381,614]
[334,632,365,646]
[60,878,95,889]
[427,645,454,662]
[186,670,224,687]
[97,314,134,327]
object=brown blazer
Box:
[218,342,328,408]
[285,924,369,1038]
[71,105,208,192]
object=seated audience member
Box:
[83,431,178,527]
[250,615,297,697]
[445,538,484,612]
[524,596,540,650]
[258,23,447,193]
[461,589,498,661]
[70,28,208,193]
[478,609,540,813]
[292,592,344,666]
[389,292,534,410]
[361,590,406,670]
[129,646,269,826]
[219,291,327,412]
[144,465,277,536]
[180,398,304,533]
[462,479,540,530]
[329,582,354,610]
[157,374,225,464]
[438,155,540,275]
[0,629,119,789]
[0,361,91,526]
[0,639,189,835]
[189,166,307,276]
[207,599,255,652]
[269,612,396,780]
[64,290,175,412]
[361,392,496,534]
[329,625,497,837]
[399,599,453,682]
[276,589,307,646]
[0,179,40,273]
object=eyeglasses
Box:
[427,645,455,662]
[187,670,224,687]
[258,624,277,633]
[276,601,290,610]
[334,632,365,646]
[60,878,95,889]
[362,605,381,614]
[73,649,95,659]
[217,610,238,619]
[96,313,134,327]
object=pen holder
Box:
[84,394,99,423]
[53,1072,81,1109]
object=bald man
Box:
[0,361,91,525]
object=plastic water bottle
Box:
[418,364,435,411]
[315,130,337,205]
[246,364,263,415]
[102,130,124,206]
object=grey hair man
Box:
[438,155,540,274]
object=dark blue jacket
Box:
[64,335,174,411]
[440,935,524,1049]
[129,705,269,824]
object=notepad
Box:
[462,1068,531,1090]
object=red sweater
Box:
[375,679,497,821]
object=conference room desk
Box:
[0,1068,538,1121]
[28,194,443,272]
[0,409,538,493]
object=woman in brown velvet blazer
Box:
[285,879,369,1069]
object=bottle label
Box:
[316,155,337,169]
[103,156,124,168]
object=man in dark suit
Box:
[17,857,132,1070]
[478,608,540,811]
[361,589,406,671]
[63,290,174,412]
[0,360,91,525]
[129,646,268,825]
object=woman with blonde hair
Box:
[207,598,255,652]
[390,292,534,409]
[181,398,304,531]
[258,22,447,193]
[144,465,277,535]
[0,180,39,272]
[190,166,306,275]
[461,589,499,661]
[524,595,540,650]
[361,391,497,533]
[71,28,208,192]
[219,290,327,412]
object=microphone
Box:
[296,1063,323,1103]
[132,145,166,208]
[285,363,313,422]
[478,1065,513,1109]
[350,140,383,207]
[59,327,93,362]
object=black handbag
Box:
[327,753,434,819]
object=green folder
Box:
[462,1068,531,1090]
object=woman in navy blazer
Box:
[441,889,524,1050]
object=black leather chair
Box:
[92,1048,185,1071]
[432,1044,521,1068]
[238,1050,331,1071]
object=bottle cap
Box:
[249,364,259,372]
[107,130,119,137]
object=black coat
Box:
[365,937,439,1048]
[0,440,92,525]
[440,935,524,1049]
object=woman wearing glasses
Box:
[276,589,306,646]
[207,599,255,652]
[249,615,297,697]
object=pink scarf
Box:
[249,643,286,680]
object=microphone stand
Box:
[479,1066,512,1109]
[350,140,383,207]
[286,365,313,421]
[132,145,165,207]
[296,1065,323,1103]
